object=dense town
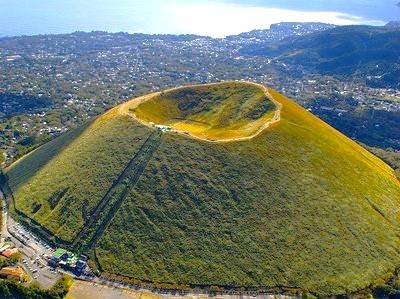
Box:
[0,23,399,165]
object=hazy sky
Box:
[0,0,399,37]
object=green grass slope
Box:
[5,82,400,296]
[240,26,400,89]
[5,110,152,242]
[131,82,277,141]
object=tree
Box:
[8,252,22,265]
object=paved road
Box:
[0,190,61,288]
[0,196,7,246]
[68,280,298,299]
[7,217,61,288]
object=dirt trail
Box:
[82,131,162,252]
[118,82,282,143]
[73,131,163,251]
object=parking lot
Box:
[7,217,61,288]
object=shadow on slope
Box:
[5,121,92,190]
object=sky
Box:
[0,0,399,38]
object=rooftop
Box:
[0,266,24,278]
[53,248,67,258]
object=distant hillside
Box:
[226,22,335,43]
[4,82,400,296]
[240,26,400,88]
[385,21,400,28]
